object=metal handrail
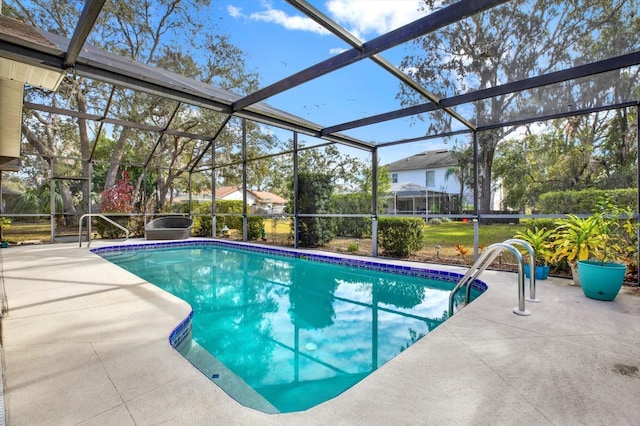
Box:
[449,242,530,317]
[79,214,129,248]
[503,238,540,303]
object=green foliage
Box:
[158,200,264,238]
[552,199,636,266]
[0,216,12,241]
[538,188,636,214]
[347,242,359,252]
[193,216,212,236]
[378,217,425,257]
[513,227,555,265]
[247,217,264,240]
[521,218,556,232]
[293,172,336,247]
[331,193,372,238]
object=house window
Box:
[426,170,435,187]
[391,173,398,183]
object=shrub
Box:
[193,215,212,236]
[538,188,636,214]
[521,218,556,232]
[247,216,264,240]
[332,193,372,238]
[97,171,135,238]
[378,217,425,257]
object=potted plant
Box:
[551,214,603,286]
[552,200,634,300]
[513,226,554,280]
[0,216,11,248]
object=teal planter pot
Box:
[524,264,550,280]
[577,260,626,301]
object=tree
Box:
[445,144,474,212]
[9,0,260,214]
[292,171,335,247]
[494,108,638,212]
[399,0,639,213]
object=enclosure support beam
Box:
[233,0,508,110]
[242,118,248,242]
[144,102,181,169]
[88,86,115,162]
[472,131,480,261]
[637,102,639,286]
[49,157,55,243]
[211,141,216,237]
[371,148,379,257]
[87,161,92,240]
[64,0,106,68]
[293,132,299,249]
[188,172,192,218]
[142,167,147,228]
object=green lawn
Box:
[3,219,528,264]
[424,222,526,247]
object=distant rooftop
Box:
[386,149,457,172]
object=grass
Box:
[424,222,525,248]
[3,219,526,266]
[3,222,53,243]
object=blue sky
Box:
[208,0,454,163]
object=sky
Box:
[208,0,456,163]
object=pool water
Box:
[99,242,483,413]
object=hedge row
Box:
[538,188,636,214]
[378,217,425,257]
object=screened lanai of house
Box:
[0,0,639,253]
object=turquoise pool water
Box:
[96,241,485,413]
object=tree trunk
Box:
[104,128,131,190]
[74,77,92,215]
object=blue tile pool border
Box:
[91,239,488,293]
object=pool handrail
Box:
[79,213,129,248]
[503,238,540,303]
[449,242,530,317]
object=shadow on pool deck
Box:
[1,240,639,425]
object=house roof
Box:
[248,190,286,205]
[389,182,451,196]
[215,186,286,204]
[386,150,458,172]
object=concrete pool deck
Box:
[1,240,639,425]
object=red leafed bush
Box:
[101,171,134,213]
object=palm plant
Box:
[551,215,604,265]
[514,226,554,265]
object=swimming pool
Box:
[94,241,486,413]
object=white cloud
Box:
[227,1,426,39]
[227,5,243,18]
[227,3,330,35]
[329,47,348,55]
[326,0,424,38]
[249,8,330,34]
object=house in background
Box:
[386,149,470,214]
[216,186,287,214]
[176,186,287,214]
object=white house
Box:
[386,149,506,214]
[174,186,287,214]
[216,186,287,214]
[386,149,470,214]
